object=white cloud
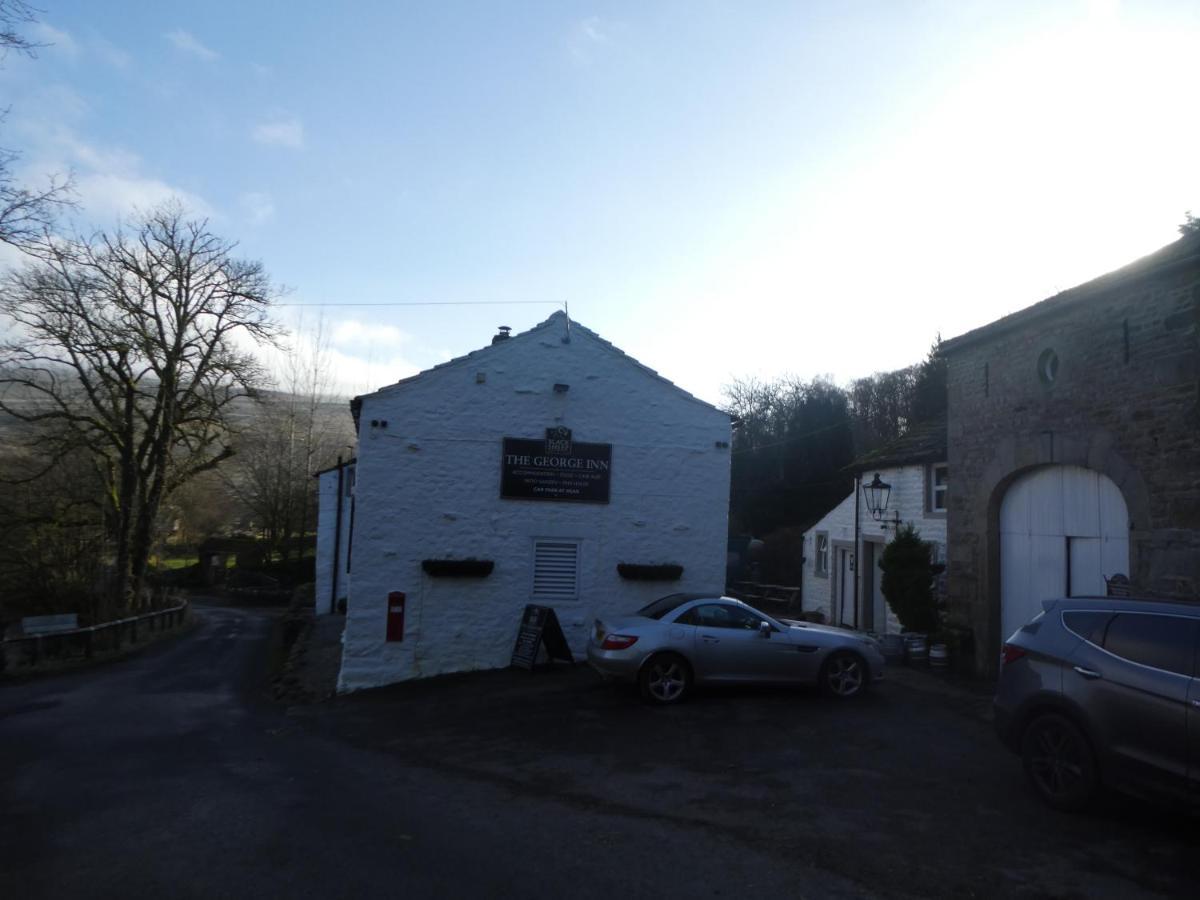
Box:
[580,17,607,45]
[10,112,215,225]
[567,16,614,65]
[32,22,79,59]
[0,240,30,272]
[165,28,218,61]
[75,172,213,222]
[20,84,90,123]
[240,191,275,225]
[331,319,409,348]
[246,315,419,398]
[92,36,131,70]
[325,347,420,397]
[252,116,304,149]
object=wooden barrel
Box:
[929,642,949,670]
[904,634,928,666]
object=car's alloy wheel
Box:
[640,654,690,705]
[1021,714,1098,811]
[822,652,865,698]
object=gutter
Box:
[330,456,346,615]
[852,473,861,630]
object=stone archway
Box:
[951,428,1151,676]
[998,465,1130,641]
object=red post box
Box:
[386,591,406,642]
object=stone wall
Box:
[338,314,732,691]
[945,248,1200,675]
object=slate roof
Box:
[942,230,1200,354]
[353,310,729,417]
[848,415,947,474]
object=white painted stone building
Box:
[328,312,732,692]
[801,419,947,633]
[315,458,355,616]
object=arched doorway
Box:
[999,465,1129,642]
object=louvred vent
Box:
[533,540,579,598]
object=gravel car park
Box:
[296,645,1200,898]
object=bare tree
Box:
[223,315,355,559]
[0,204,278,611]
[0,420,108,625]
[0,0,38,58]
[0,1,74,249]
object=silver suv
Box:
[994,596,1199,811]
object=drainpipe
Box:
[852,473,861,629]
[330,455,345,615]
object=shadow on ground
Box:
[292,663,1200,899]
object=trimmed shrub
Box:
[879,523,944,634]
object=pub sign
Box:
[500,428,612,503]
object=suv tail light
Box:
[601,634,639,651]
[1000,643,1027,667]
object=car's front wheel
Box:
[820,651,868,699]
[639,653,691,705]
[1021,713,1098,811]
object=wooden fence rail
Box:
[1,601,190,672]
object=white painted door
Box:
[836,548,853,627]
[860,541,888,634]
[1000,465,1129,643]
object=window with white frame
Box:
[929,463,948,512]
[814,532,829,577]
[532,539,580,599]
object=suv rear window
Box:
[1063,611,1113,646]
[1102,614,1198,677]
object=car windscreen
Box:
[638,593,702,620]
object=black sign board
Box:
[510,604,574,670]
[500,428,612,504]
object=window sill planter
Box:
[421,559,495,578]
[616,563,683,582]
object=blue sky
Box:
[2,1,1198,403]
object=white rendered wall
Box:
[315,465,353,616]
[801,464,947,633]
[801,491,856,624]
[338,315,732,692]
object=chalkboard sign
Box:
[511,604,574,670]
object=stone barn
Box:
[943,231,1200,675]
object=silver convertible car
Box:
[587,592,885,704]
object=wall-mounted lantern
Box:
[862,472,902,531]
[862,473,890,519]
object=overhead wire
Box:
[274,300,562,308]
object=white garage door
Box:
[999,465,1129,643]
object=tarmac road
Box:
[0,603,865,899]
